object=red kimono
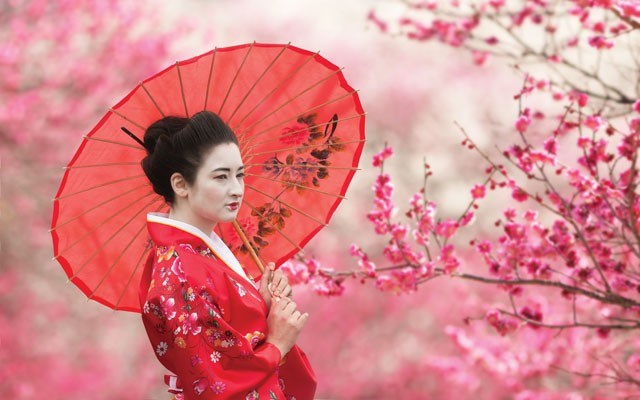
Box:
[139,214,317,400]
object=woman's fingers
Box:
[275,276,289,296]
[270,270,282,292]
[260,263,273,289]
[269,269,291,298]
[283,301,297,314]
[272,295,291,311]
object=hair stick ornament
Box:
[120,126,145,148]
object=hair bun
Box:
[143,116,189,154]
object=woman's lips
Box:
[226,202,239,211]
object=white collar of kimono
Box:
[147,212,254,286]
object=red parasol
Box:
[50,42,365,313]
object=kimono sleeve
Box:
[141,248,283,399]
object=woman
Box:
[138,110,317,399]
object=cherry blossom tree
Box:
[283,1,640,396]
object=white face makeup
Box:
[172,142,244,233]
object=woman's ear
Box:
[170,172,189,199]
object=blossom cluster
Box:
[277,0,640,394]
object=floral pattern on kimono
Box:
[139,214,316,400]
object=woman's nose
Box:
[230,178,244,197]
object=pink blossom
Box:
[523,210,538,222]
[372,145,394,167]
[349,243,364,257]
[438,244,460,273]
[459,211,475,227]
[577,137,591,148]
[515,115,531,133]
[543,137,557,155]
[470,184,486,199]
[528,150,555,165]
[570,91,589,107]
[519,306,543,327]
[280,260,310,285]
[485,310,518,336]
[476,240,492,254]
[435,220,458,238]
[485,36,499,45]
[472,50,489,66]
[504,207,517,221]
[634,99,640,113]
[583,115,604,131]
[588,35,614,49]
[313,276,345,296]
[305,258,320,275]
[376,268,419,293]
[489,0,505,9]
[390,223,408,241]
[511,188,528,202]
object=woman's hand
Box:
[258,262,292,308]
[265,296,309,358]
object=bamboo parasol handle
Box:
[232,220,265,273]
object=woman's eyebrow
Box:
[211,165,245,173]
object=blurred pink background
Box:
[2,1,594,398]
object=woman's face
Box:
[178,142,244,231]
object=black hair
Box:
[141,110,239,203]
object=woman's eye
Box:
[237,173,245,179]
[214,175,227,180]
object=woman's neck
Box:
[168,207,215,236]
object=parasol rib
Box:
[231,50,320,130]
[242,198,305,253]
[88,217,150,299]
[84,136,146,150]
[55,192,156,255]
[109,108,146,131]
[245,162,359,171]
[233,220,265,273]
[226,43,290,125]
[245,185,327,227]
[54,174,147,201]
[69,196,160,280]
[243,114,364,148]
[236,69,345,138]
[245,174,346,199]
[114,202,168,310]
[140,82,166,118]
[176,62,189,117]
[219,41,255,116]
[115,246,150,310]
[203,47,217,110]
[244,138,365,159]
[51,184,152,231]
[65,161,140,169]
